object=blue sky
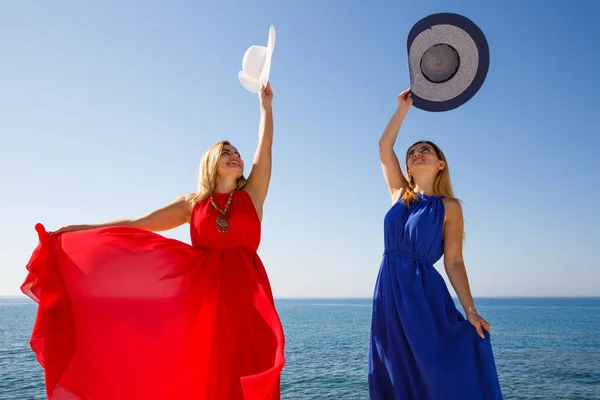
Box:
[1,0,599,298]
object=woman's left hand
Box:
[259,82,273,110]
[467,311,491,339]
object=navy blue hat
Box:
[407,13,490,112]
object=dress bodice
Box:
[190,190,261,252]
[383,193,445,264]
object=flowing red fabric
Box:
[21,190,286,399]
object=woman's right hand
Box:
[51,225,89,235]
[397,88,413,114]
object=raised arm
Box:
[244,83,273,221]
[379,89,412,203]
[442,198,491,339]
[51,195,193,234]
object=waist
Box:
[383,249,429,262]
[193,245,257,254]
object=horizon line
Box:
[1,295,599,299]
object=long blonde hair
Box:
[188,140,246,206]
[400,140,456,206]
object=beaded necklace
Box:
[208,190,235,233]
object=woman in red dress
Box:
[21,83,285,399]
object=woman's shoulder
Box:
[179,193,197,205]
[178,193,199,218]
[442,197,463,218]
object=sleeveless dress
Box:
[368,193,503,400]
[21,190,285,400]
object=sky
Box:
[1,0,599,298]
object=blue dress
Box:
[368,193,503,399]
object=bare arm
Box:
[442,198,474,312]
[379,89,412,203]
[244,83,274,221]
[443,198,490,338]
[52,196,193,234]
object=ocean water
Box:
[1,297,599,399]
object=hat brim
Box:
[407,13,489,112]
[259,25,276,88]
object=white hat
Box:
[238,25,276,93]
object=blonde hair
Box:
[400,141,457,206]
[188,140,246,206]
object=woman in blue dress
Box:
[368,88,503,399]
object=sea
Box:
[1,297,599,399]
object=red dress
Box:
[21,190,286,399]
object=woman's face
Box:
[217,144,244,179]
[406,142,445,177]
